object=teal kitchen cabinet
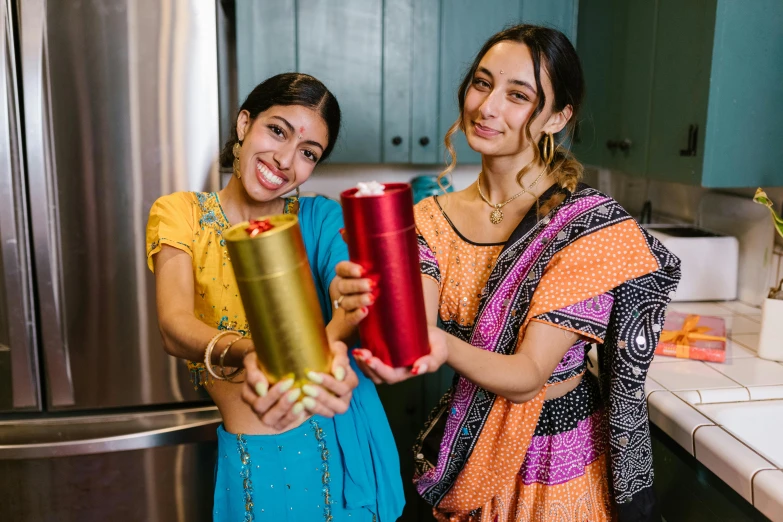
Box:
[611,0,657,176]
[574,0,658,175]
[438,0,580,165]
[645,0,717,186]
[385,0,441,164]
[576,0,783,188]
[648,0,783,187]
[572,0,623,168]
[236,0,384,163]
[235,0,439,164]
[236,0,579,165]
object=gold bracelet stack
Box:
[219,336,245,382]
[204,331,244,382]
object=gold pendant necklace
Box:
[476,167,548,224]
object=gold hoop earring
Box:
[543,133,555,165]
[232,142,242,179]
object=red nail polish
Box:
[361,307,369,314]
[411,366,420,375]
[368,295,376,305]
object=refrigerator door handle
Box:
[0,406,222,459]
[0,0,39,410]
[18,0,74,406]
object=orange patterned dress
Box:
[413,188,679,522]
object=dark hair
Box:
[219,73,341,166]
[439,24,585,212]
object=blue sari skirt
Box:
[213,418,375,521]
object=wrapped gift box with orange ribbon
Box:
[655,312,728,362]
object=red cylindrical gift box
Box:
[340,183,429,368]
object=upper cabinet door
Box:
[298,0,383,163]
[237,0,383,163]
[701,0,783,188]
[409,0,441,164]
[573,0,620,168]
[236,2,296,104]
[382,0,414,163]
[237,0,579,165]
[611,0,657,175]
[646,0,717,185]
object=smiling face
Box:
[462,41,569,161]
[235,104,329,202]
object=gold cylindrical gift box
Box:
[224,214,331,386]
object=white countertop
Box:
[588,301,783,522]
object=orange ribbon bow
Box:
[659,314,726,358]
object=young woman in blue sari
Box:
[148,73,404,521]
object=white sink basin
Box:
[696,400,783,467]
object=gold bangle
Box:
[204,331,242,380]
[219,337,245,382]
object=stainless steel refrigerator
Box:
[0,1,227,520]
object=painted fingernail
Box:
[302,397,317,411]
[286,388,302,402]
[302,384,320,398]
[306,371,324,384]
[278,378,295,393]
[255,381,268,397]
[361,307,369,314]
[292,402,305,415]
[412,364,427,375]
[367,294,376,305]
[334,366,346,382]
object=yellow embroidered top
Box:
[147,191,300,328]
[147,191,251,333]
[146,192,298,384]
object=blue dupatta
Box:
[298,195,405,521]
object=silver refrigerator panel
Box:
[0,0,39,412]
[0,406,221,522]
[0,442,216,522]
[18,0,220,410]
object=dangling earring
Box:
[232,142,242,179]
[542,133,555,165]
[295,187,300,198]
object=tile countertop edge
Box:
[647,390,714,455]
[645,383,781,514]
[752,470,783,522]
[692,425,777,504]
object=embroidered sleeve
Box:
[530,292,613,343]
[146,192,194,272]
[418,234,441,286]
